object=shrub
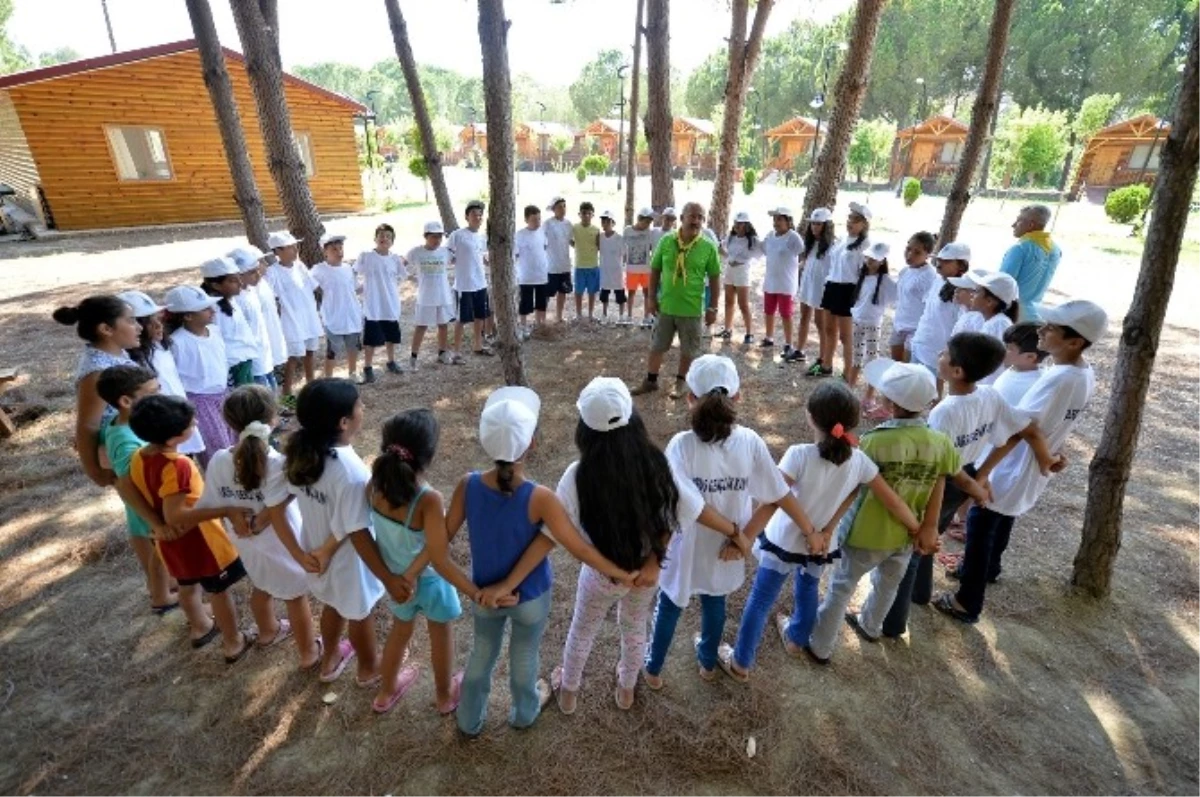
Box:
[1105,184,1151,224]
[903,177,921,207]
[408,155,429,181]
[581,154,610,176]
[575,165,587,184]
[742,167,757,195]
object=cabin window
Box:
[294,132,315,177]
[1128,143,1162,170]
[940,141,962,164]
[105,126,173,181]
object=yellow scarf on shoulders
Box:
[673,231,699,284]
[1022,230,1054,253]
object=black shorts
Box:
[820,281,857,318]
[177,557,247,595]
[599,288,627,305]
[519,284,550,315]
[457,288,492,323]
[546,272,573,295]
[362,319,402,346]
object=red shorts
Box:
[626,272,650,291]
[763,292,795,317]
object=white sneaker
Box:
[437,351,454,365]
[409,358,419,372]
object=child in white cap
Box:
[439,385,637,736]
[624,207,659,327]
[948,271,1020,384]
[200,256,258,388]
[812,201,872,378]
[310,232,364,381]
[228,247,277,390]
[544,197,575,324]
[760,206,803,356]
[163,284,234,466]
[515,205,550,339]
[806,358,956,664]
[406,221,458,368]
[848,240,898,399]
[936,299,1106,624]
[263,230,323,408]
[355,223,408,381]
[792,207,835,363]
[551,377,738,713]
[718,210,761,344]
[234,247,288,387]
[598,210,628,325]
[907,240,971,398]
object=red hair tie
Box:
[386,443,413,462]
[831,423,859,447]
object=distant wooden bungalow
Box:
[516,121,573,164]
[0,39,365,232]
[672,117,716,169]
[575,119,623,160]
[764,116,819,171]
[1068,114,1169,202]
[888,114,968,184]
[459,122,487,155]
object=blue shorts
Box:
[389,572,463,623]
[574,267,600,295]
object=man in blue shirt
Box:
[999,204,1061,321]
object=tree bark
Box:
[975,101,1002,193]
[477,0,526,386]
[644,0,673,213]
[1071,25,1198,598]
[384,0,458,234]
[623,0,645,227]
[801,0,887,220]
[186,0,269,250]
[230,0,325,266]
[708,0,773,237]
[937,0,1016,244]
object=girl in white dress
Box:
[717,211,761,344]
[790,207,836,364]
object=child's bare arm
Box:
[915,477,946,554]
[444,476,468,535]
[535,486,636,583]
[488,534,556,597]
[267,502,319,572]
[866,475,921,533]
[161,493,246,532]
[424,489,480,598]
[951,470,990,505]
[349,528,412,604]
[1016,421,1059,474]
[116,474,175,539]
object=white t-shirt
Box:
[950,312,1013,384]
[623,225,657,274]
[850,273,898,326]
[798,242,834,306]
[952,310,986,335]
[543,217,573,273]
[405,245,455,308]
[761,229,803,295]
[984,363,1095,517]
[310,262,363,335]
[264,444,384,620]
[354,250,406,321]
[170,326,228,394]
[661,426,790,606]
[929,385,1030,466]
[447,228,488,293]
[893,263,939,333]
[197,448,308,600]
[150,344,205,454]
[255,280,287,365]
[909,281,962,368]
[514,227,549,285]
[763,445,878,559]
[993,367,1042,407]
[555,460,704,549]
[235,292,273,376]
[723,234,761,265]
[828,237,868,284]
[214,296,259,367]
[599,231,624,290]
[264,261,323,343]
[649,227,667,252]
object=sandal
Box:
[436,671,465,715]
[356,671,383,689]
[255,619,293,649]
[151,602,180,616]
[642,668,664,691]
[300,638,323,671]
[693,634,717,682]
[225,631,258,665]
[933,593,978,624]
[319,639,356,683]
[936,551,964,569]
[371,664,420,714]
[190,623,220,650]
[614,684,635,710]
[947,524,967,543]
[843,612,880,644]
[775,613,803,659]
[551,665,577,715]
[716,643,749,683]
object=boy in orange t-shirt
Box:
[129,393,256,663]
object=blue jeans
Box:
[645,591,726,674]
[732,564,821,668]
[252,373,277,390]
[953,505,1015,619]
[456,591,551,736]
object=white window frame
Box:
[1128,142,1162,170]
[294,131,315,178]
[940,140,962,164]
[104,125,174,181]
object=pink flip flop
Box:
[437,671,465,715]
[318,639,356,684]
[372,664,421,714]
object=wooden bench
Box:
[0,368,16,439]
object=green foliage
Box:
[742,168,757,195]
[569,49,626,124]
[575,165,587,184]
[582,154,610,175]
[1104,184,1152,224]
[903,177,922,206]
[404,123,454,156]
[408,155,429,181]
[36,47,78,66]
[550,133,573,155]
[1073,93,1122,144]
[990,105,1071,187]
[847,119,895,182]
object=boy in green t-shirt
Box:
[806,359,957,664]
[97,364,175,614]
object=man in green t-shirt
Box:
[630,202,722,399]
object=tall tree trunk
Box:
[709,0,773,237]
[186,0,269,250]
[384,0,458,234]
[229,0,325,266]
[477,0,526,386]
[801,0,886,219]
[1071,26,1199,598]
[937,0,1016,244]
[644,0,673,213]
[975,101,1002,193]
[623,0,645,227]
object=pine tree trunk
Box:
[644,0,674,213]
[1072,26,1199,598]
[477,0,526,387]
[229,0,325,266]
[709,0,773,237]
[975,105,1002,193]
[186,0,268,250]
[622,0,645,227]
[801,0,886,219]
[938,0,1016,245]
[384,0,458,234]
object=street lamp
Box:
[536,101,547,174]
[615,63,629,191]
[809,40,847,167]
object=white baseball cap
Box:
[808,207,834,223]
[423,221,445,235]
[733,210,752,223]
[768,206,793,218]
[848,201,873,220]
[637,206,655,219]
[685,354,740,398]
[547,196,566,210]
[577,377,633,432]
[865,241,890,261]
[479,386,541,462]
[661,207,677,217]
[1038,299,1108,343]
[117,290,164,318]
[228,246,266,272]
[948,270,989,289]
[965,271,1019,305]
[937,241,972,262]
[200,256,240,279]
[319,232,346,247]
[864,358,936,413]
[164,285,219,314]
[599,209,616,221]
[267,230,300,249]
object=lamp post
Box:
[364,89,380,167]
[615,63,629,191]
[536,101,547,174]
[809,40,847,167]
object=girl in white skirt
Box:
[847,242,898,399]
[718,211,761,344]
[789,207,836,365]
[163,284,234,468]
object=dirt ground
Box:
[0,185,1197,795]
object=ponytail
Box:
[223,385,276,491]
[872,258,888,304]
[691,389,737,444]
[1003,298,1020,323]
[495,460,516,495]
[284,378,360,487]
[52,295,129,343]
[808,382,861,466]
[201,279,234,317]
[285,427,333,486]
[372,409,439,508]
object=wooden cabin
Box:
[672,117,716,169]
[575,119,623,161]
[888,114,967,184]
[516,121,573,165]
[1068,114,1170,202]
[459,122,487,155]
[764,116,819,171]
[0,40,364,232]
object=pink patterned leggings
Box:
[559,564,657,691]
